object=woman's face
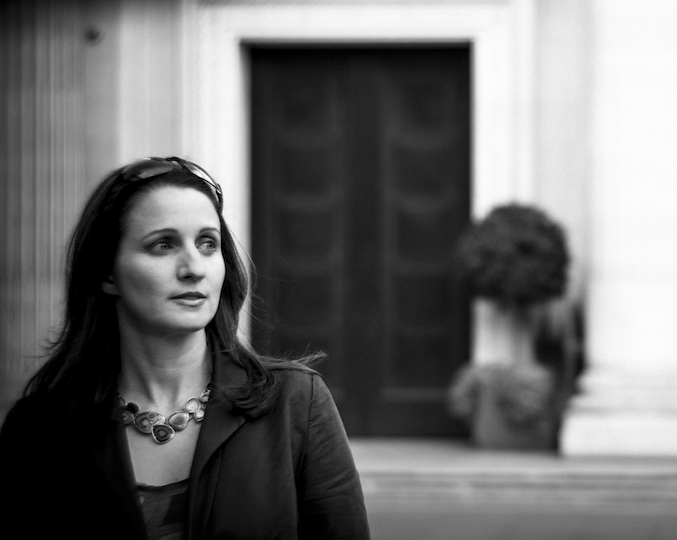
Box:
[104,186,226,337]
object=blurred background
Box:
[1,0,676,538]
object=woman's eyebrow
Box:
[140,226,221,241]
[140,228,177,241]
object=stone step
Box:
[361,469,677,513]
[351,439,677,514]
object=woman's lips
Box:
[171,292,207,306]
[172,292,206,300]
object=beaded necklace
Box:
[114,387,211,444]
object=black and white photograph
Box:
[1,1,676,539]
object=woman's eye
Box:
[198,237,219,253]
[150,241,173,253]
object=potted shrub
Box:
[448,203,570,449]
[455,203,569,308]
[446,362,557,450]
[456,203,570,364]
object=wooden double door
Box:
[250,47,471,436]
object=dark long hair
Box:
[24,159,320,417]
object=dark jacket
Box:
[0,354,370,539]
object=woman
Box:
[0,157,370,540]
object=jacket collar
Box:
[88,414,148,538]
[189,349,246,480]
[187,349,247,539]
[88,349,247,540]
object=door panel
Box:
[251,47,471,436]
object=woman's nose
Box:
[178,246,207,280]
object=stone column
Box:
[561,0,677,455]
[0,1,90,419]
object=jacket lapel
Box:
[88,414,148,539]
[187,351,246,539]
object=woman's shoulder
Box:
[2,391,109,437]
[213,349,333,419]
[268,364,334,407]
[3,393,43,422]
[270,363,322,389]
[1,394,50,443]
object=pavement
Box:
[349,438,677,540]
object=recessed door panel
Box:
[251,47,471,436]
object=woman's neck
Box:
[117,328,212,412]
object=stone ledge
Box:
[351,438,677,514]
[360,469,677,514]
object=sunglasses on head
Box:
[120,157,223,210]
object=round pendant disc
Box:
[168,411,190,431]
[126,402,140,415]
[134,411,163,434]
[152,423,175,444]
[184,398,201,413]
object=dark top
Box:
[0,352,370,540]
[138,479,190,540]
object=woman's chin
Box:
[144,317,213,338]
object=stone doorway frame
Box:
[183,0,537,357]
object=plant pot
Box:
[473,300,540,365]
[473,380,555,450]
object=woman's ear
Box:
[101,275,118,296]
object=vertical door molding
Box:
[117,0,185,162]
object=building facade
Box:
[2,0,676,452]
